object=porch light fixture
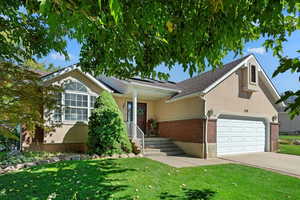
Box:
[207,109,214,118]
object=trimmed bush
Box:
[88,91,132,155]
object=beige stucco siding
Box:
[44,71,105,144]
[205,68,278,122]
[44,71,157,144]
[44,123,88,143]
[154,97,205,122]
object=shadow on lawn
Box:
[160,188,216,200]
[0,159,135,200]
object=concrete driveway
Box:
[220,152,300,178]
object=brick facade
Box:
[207,119,217,143]
[270,123,279,152]
[158,119,205,143]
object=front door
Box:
[127,102,147,133]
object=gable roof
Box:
[41,65,114,93]
[168,55,251,101]
[40,54,283,106]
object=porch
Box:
[116,82,182,155]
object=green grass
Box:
[279,144,300,156]
[279,135,300,141]
[279,135,300,156]
[0,158,300,200]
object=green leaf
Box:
[0,126,19,141]
[38,0,47,13]
[98,0,101,10]
[109,0,122,24]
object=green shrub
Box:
[87,91,132,155]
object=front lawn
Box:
[279,144,300,156]
[280,135,300,141]
[279,135,300,156]
[0,158,299,200]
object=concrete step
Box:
[144,137,171,142]
[145,146,181,153]
[143,137,185,157]
[145,143,178,149]
[145,140,173,144]
[144,151,184,157]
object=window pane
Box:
[251,65,256,83]
[77,94,82,101]
[82,109,88,121]
[71,94,76,100]
[65,93,70,100]
[64,107,88,121]
[65,107,71,120]
[64,81,88,92]
[90,96,96,108]
[65,100,71,106]
[71,100,76,106]
[127,102,133,121]
[82,101,88,107]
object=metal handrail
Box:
[126,121,145,153]
[135,124,145,153]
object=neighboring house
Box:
[279,97,300,134]
[25,54,283,158]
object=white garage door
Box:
[217,118,266,155]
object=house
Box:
[25,54,283,158]
[279,97,300,134]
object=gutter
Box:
[166,91,203,103]
[199,95,208,159]
[129,81,182,93]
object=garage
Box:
[217,118,266,155]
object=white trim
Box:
[78,70,113,93]
[249,64,257,85]
[42,65,113,93]
[168,55,283,107]
[202,56,252,94]
[203,55,283,104]
[49,78,100,124]
[165,92,203,103]
[129,81,181,93]
[259,64,284,104]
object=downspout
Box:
[200,95,208,159]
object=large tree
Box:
[0,1,65,139]
[1,1,300,118]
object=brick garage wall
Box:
[270,123,279,152]
[26,143,88,153]
[158,119,205,143]
[207,119,217,143]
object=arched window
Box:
[64,81,88,92]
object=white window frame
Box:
[249,64,257,84]
[54,78,98,125]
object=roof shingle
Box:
[170,55,251,100]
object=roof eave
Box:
[42,65,114,93]
[129,81,181,93]
[165,91,204,103]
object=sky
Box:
[38,31,300,94]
